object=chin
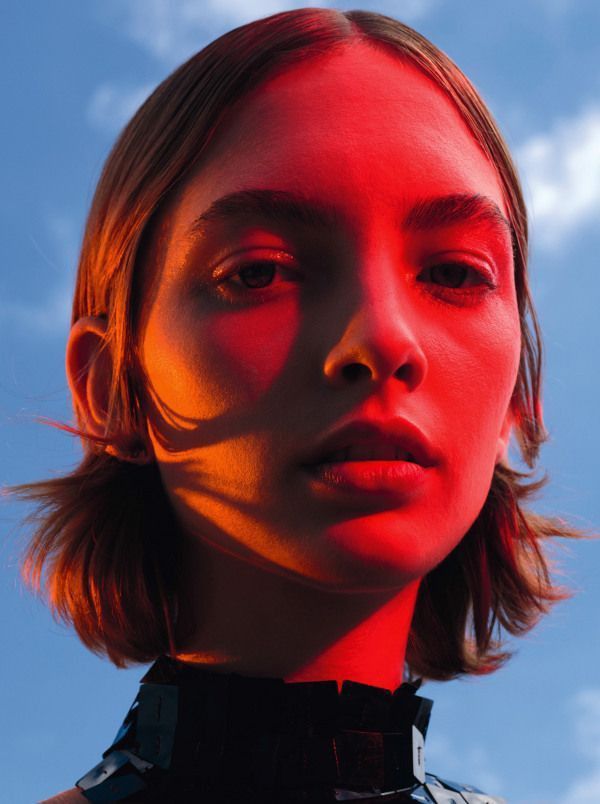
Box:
[285,533,452,594]
[320,509,460,576]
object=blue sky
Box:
[1,1,599,802]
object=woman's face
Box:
[138,42,520,591]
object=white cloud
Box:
[516,105,600,253]
[105,0,321,65]
[102,0,436,66]
[87,81,154,135]
[44,214,79,274]
[558,688,600,804]
[561,768,600,804]
[2,287,71,336]
[571,689,600,762]
[426,731,505,797]
[89,0,437,133]
[1,214,77,337]
[427,691,600,804]
[530,0,577,21]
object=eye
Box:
[233,261,279,289]
[417,260,497,303]
[422,261,487,288]
[208,255,302,305]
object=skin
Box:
[67,41,520,692]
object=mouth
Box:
[301,455,429,503]
[299,418,437,502]
[301,418,437,469]
[316,445,420,463]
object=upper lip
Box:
[301,418,439,468]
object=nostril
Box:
[341,363,371,382]
[393,364,414,382]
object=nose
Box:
[322,269,428,391]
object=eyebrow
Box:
[187,188,513,241]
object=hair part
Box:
[6,7,586,679]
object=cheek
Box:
[208,299,302,399]
[142,297,302,420]
[472,305,521,418]
[432,301,521,493]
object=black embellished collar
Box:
[74,656,501,802]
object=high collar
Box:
[77,655,434,802]
[141,654,431,737]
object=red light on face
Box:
[139,42,519,600]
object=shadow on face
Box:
[134,41,521,592]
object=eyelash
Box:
[209,257,496,306]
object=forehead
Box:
[165,40,508,247]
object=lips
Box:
[321,444,418,462]
[302,419,438,469]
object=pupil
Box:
[239,263,275,288]
[433,263,467,288]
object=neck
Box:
[175,537,421,692]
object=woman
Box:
[13,7,581,803]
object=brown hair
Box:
[6,7,585,679]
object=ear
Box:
[65,316,113,440]
[495,405,514,464]
[65,316,152,463]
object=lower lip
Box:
[302,460,429,501]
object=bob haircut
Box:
[10,7,583,680]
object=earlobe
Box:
[65,316,113,439]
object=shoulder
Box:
[38,787,88,804]
[423,773,507,803]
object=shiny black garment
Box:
[75,656,505,803]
